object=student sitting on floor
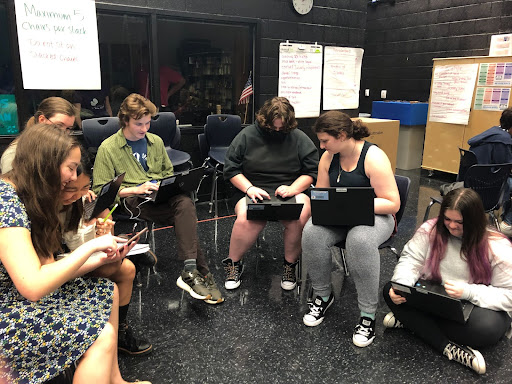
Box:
[222,96,318,291]
[92,93,224,304]
[0,124,149,383]
[383,188,512,375]
[59,150,153,356]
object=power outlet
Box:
[381,90,387,99]
[365,89,370,97]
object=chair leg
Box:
[490,211,500,230]
[423,199,436,222]
[339,248,350,277]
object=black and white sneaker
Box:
[383,312,403,329]
[443,341,486,374]
[353,316,376,347]
[281,261,297,290]
[222,257,244,290]
[303,293,334,327]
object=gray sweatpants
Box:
[302,215,395,314]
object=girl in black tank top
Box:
[328,141,374,188]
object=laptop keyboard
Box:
[83,200,97,218]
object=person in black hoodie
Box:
[468,107,512,235]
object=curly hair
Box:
[313,110,370,141]
[9,124,80,258]
[118,93,157,129]
[255,97,298,133]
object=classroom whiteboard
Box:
[323,47,364,110]
[15,0,101,90]
[278,42,323,118]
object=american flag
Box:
[238,74,253,105]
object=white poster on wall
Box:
[429,64,478,125]
[278,42,323,118]
[14,0,101,90]
[323,46,364,110]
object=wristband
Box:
[245,185,254,195]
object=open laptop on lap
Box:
[83,173,125,221]
[145,167,204,204]
[246,190,304,221]
[310,187,374,226]
[391,279,474,324]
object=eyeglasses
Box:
[45,116,75,131]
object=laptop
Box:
[83,173,125,221]
[391,280,474,324]
[145,167,204,204]
[310,187,375,226]
[246,191,304,221]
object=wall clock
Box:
[293,0,313,15]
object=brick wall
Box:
[361,0,512,113]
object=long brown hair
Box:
[26,96,76,128]
[9,124,80,258]
[426,188,492,284]
[313,111,370,140]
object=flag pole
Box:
[243,102,248,124]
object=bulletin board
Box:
[422,55,512,174]
[278,42,323,118]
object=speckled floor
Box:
[116,168,512,384]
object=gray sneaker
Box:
[176,269,211,300]
[204,272,225,305]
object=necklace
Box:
[337,141,357,183]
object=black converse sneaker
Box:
[222,258,244,290]
[302,293,334,326]
[383,312,404,329]
[443,341,486,374]
[281,261,297,290]
[353,316,376,347]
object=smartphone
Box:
[118,227,148,252]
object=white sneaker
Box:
[443,342,486,375]
[499,221,512,237]
[383,312,404,329]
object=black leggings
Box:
[383,281,511,352]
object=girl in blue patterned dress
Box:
[0,124,149,384]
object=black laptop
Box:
[145,167,204,204]
[83,173,125,221]
[246,191,303,221]
[310,187,375,226]
[391,280,474,324]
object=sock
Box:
[184,259,197,272]
[284,259,297,266]
[361,311,375,320]
[119,304,129,326]
[321,295,331,302]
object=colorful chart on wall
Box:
[0,95,19,135]
[322,47,364,110]
[429,64,478,125]
[278,42,323,118]
[477,63,512,87]
[474,87,511,111]
[14,0,101,90]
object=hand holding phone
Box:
[117,227,148,253]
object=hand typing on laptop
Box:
[134,180,160,196]
[443,280,464,299]
[246,185,271,203]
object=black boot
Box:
[118,323,153,356]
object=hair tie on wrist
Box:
[245,185,254,194]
